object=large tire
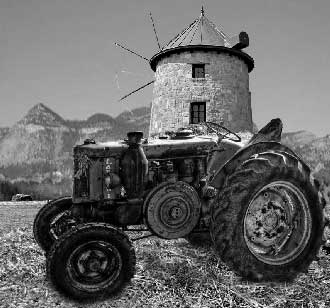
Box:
[33,196,74,252]
[210,151,324,281]
[47,223,136,301]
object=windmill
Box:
[115,7,250,104]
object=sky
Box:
[0,0,330,135]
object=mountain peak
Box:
[28,103,57,115]
[19,103,65,127]
[33,102,48,110]
[86,113,115,124]
[116,106,150,121]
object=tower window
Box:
[192,64,205,78]
[190,102,206,124]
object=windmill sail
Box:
[119,80,155,102]
[149,12,161,50]
[114,42,150,62]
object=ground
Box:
[0,202,329,308]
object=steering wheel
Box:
[201,121,241,142]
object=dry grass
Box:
[0,202,329,308]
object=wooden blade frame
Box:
[119,80,155,102]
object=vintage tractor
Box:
[33,120,325,301]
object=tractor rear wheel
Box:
[46,223,136,301]
[33,196,75,252]
[210,151,324,281]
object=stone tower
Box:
[149,9,254,137]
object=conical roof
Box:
[150,8,254,72]
[162,8,230,50]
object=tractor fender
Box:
[209,141,310,189]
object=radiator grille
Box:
[73,154,90,198]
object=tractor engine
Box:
[71,130,240,237]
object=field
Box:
[0,202,329,308]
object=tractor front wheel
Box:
[46,223,136,301]
[210,151,324,281]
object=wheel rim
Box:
[66,241,122,292]
[49,211,76,240]
[145,182,201,239]
[243,181,312,265]
[159,195,190,228]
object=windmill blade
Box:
[114,42,150,62]
[119,80,155,102]
[149,12,161,50]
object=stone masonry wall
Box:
[149,50,252,136]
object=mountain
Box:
[282,131,330,183]
[0,104,151,184]
[18,103,67,127]
[0,103,329,199]
[282,130,318,148]
[75,107,150,143]
[87,113,116,124]
[116,106,150,133]
[0,127,9,141]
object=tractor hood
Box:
[74,134,237,159]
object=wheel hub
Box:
[161,198,188,227]
[245,192,290,247]
[244,181,311,265]
[169,205,183,220]
[87,259,101,272]
[68,241,122,290]
[263,211,278,229]
[77,250,108,275]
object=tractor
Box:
[33,120,325,301]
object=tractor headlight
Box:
[104,173,121,189]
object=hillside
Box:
[18,103,67,127]
[0,127,9,140]
[282,130,318,148]
[0,103,150,188]
[282,131,330,183]
[0,104,329,199]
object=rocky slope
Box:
[282,131,330,183]
[282,130,318,148]
[0,127,9,141]
[0,103,150,182]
